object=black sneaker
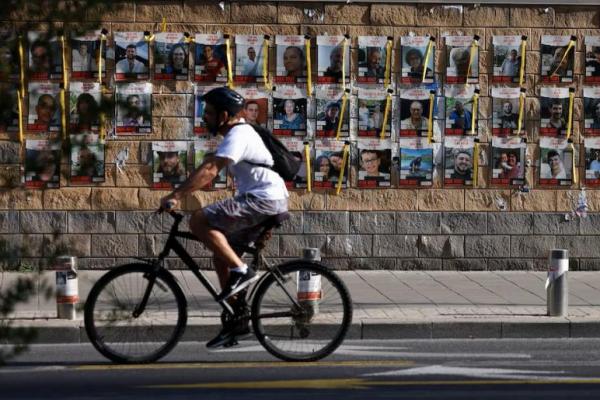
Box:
[216,268,259,302]
[206,322,251,349]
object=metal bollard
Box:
[55,256,79,320]
[546,249,569,317]
[297,248,322,325]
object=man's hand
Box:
[160,194,179,211]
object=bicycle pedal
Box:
[223,338,239,348]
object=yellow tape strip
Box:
[427,92,435,144]
[567,90,574,139]
[473,142,479,187]
[422,39,433,83]
[384,39,392,87]
[225,37,233,88]
[305,37,312,97]
[61,35,68,89]
[262,38,270,89]
[341,37,348,91]
[304,143,311,192]
[466,38,478,84]
[99,112,106,142]
[380,93,392,139]
[161,17,167,33]
[551,39,575,77]
[471,92,479,136]
[60,88,67,139]
[335,92,348,140]
[517,92,525,135]
[519,39,527,87]
[98,33,105,84]
[18,36,25,98]
[571,142,578,185]
[17,89,23,143]
[335,143,349,195]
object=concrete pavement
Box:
[3,270,600,343]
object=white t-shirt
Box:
[216,121,289,200]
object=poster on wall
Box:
[443,136,474,187]
[400,36,435,84]
[445,35,478,84]
[235,34,266,84]
[540,35,575,84]
[0,29,20,81]
[152,141,188,189]
[444,84,478,136]
[585,36,600,84]
[0,83,19,132]
[540,86,571,137]
[584,86,600,136]
[490,136,526,186]
[539,136,573,186]
[492,35,524,84]
[71,31,106,80]
[114,31,149,81]
[357,86,392,137]
[27,82,61,133]
[69,81,101,134]
[193,84,221,136]
[115,82,152,135]
[279,137,309,189]
[272,85,307,136]
[399,87,433,137]
[398,137,434,187]
[194,138,227,189]
[315,85,349,137]
[70,133,105,185]
[357,138,391,188]
[585,137,600,187]
[491,86,524,136]
[24,139,60,188]
[153,32,189,81]
[27,31,62,81]
[274,35,307,84]
[316,35,349,84]
[194,33,228,83]
[314,138,348,189]
[357,36,391,85]
[237,86,269,128]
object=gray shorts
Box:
[202,193,288,254]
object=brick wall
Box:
[1,2,600,270]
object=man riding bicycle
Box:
[160,87,289,348]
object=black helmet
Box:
[201,87,245,116]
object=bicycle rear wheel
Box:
[84,263,187,363]
[251,261,352,362]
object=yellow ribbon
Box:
[519,36,527,86]
[471,91,479,136]
[17,89,23,143]
[304,142,311,192]
[305,36,312,97]
[570,142,578,185]
[422,37,434,83]
[61,35,68,89]
[144,32,155,42]
[60,88,67,139]
[335,91,348,140]
[99,111,106,142]
[517,90,525,135]
[473,141,479,187]
[98,32,106,84]
[551,37,576,77]
[262,36,270,89]
[379,92,392,139]
[466,36,479,84]
[384,37,393,87]
[225,35,233,88]
[18,36,25,98]
[335,142,350,195]
[566,89,575,139]
[427,91,435,143]
[341,36,348,91]
[161,17,167,33]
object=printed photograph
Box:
[24,140,61,188]
[194,37,227,82]
[272,96,307,135]
[399,146,434,185]
[28,31,62,80]
[114,32,149,80]
[275,36,306,83]
[115,83,152,134]
[71,33,106,79]
[70,133,105,184]
[153,141,188,189]
[154,33,189,80]
[27,82,61,133]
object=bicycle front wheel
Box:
[84,264,187,363]
[251,261,352,362]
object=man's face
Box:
[509,50,517,60]
[245,103,259,123]
[595,103,600,118]
[284,100,295,115]
[407,52,421,68]
[503,102,513,115]
[508,153,517,166]
[36,95,56,123]
[79,43,88,55]
[326,105,340,120]
[329,47,342,71]
[500,153,508,163]
[454,152,472,175]
[203,102,220,134]
[410,103,423,119]
[79,148,94,167]
[160,152,179,174]
[549,154,562,172]
[247,47,256,61]
[31,45,48,70]
[551,103,563,119]
[361,152,380,175]
[455,101,464,113]
[368,50,381,70]
[127,96,141,113]
[126,46,136,60]
[329,155,342,170]
[204,46,213,59]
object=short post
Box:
[302,247,321,262]
[298,248,322,325]
[55,256,79,320]
[546,249,568,317]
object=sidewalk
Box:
[3,270,600,343]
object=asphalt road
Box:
[2,339,600,399]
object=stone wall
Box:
[1,2,600,270]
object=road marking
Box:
[365,365,565,380]
[0,366,66,374]
[336,349,531,359]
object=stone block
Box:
[78,258,117,270]
[231,2,277,24]
[416,5,463,27]
[0,189,43,210]
[254,25,300,36]
[465,190,511,212]
[0,211,19,233]
[288,191,326,211]
[115,165,152,187]
[139,234,168,257]
[554,7,600,28]
[488,259,533,270]
[418,190,464,211]
[350,212,395,234]
[510,7,555,28]
[464,6,509,27]
[558,190,600,212]
[0,165,20,188]
[161,117,194,140]
[182,1,230,23]
[20,211,66,234]
[91,188,139,210]
[279,235,326,257]
[326,257,396,271]
[578,259,600,271]
[302,25,348,37]
[43,188,91,210]
[325,235,372,257]
[510,235,555,258]
[304,211,349,234]
[373,235,418,257]
[105,141,141,164]
[277,212,303,234]
[398,258,442,270]
[370,4,415,26]
[68,212,116,234]
[327,189,418,211]
[136,0,183,23]
[183,237,212,257]
[441,212,487,234]
[533,213,579,235]
[487,212,534,234]
[510,190,557,211]
[324,4,368,25]
[561,236,600,258]
[115,211,161,234]
[443,258,487,271]
[396,212,441,234]
[44,234,91,258]
[465,235,510,258]
[346,26,395,38]
[91,234,138,257]
[417,235,464,258]
[85,1,134,22]
[0,141,20,163]
[138,188,171,210]
[580,214,600,234]
[153,94,189,117]
[183,190,231,211]
[277,3,320,24]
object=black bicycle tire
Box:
[84,263,188,364]
[251,261,353,362]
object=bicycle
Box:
[84,210,353,363]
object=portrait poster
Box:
[69,81,101,134]
[70,133,105,185]
[357,87,392,138]
[279,137,309,189]
[492,35,524,84]
[194,138,227,189]
[24,139,60,189]
[274,35,306,84]
[152,141,188,189]
[357,138,391,188]
[153,32,189,81]
[445,35,478,84]
[399,87,433,137]
[235,35,266,83]
[114,31,149,81]
[541,35,575,84]
[539,136,573,186]
[115,82,152,135]
[0,29,19,81]
[315,85,349,137]
[443,135,474,187]
[27,31,62,81]
[444,84,478,136]
[193,84,221,136]
[316,35,349,84]
[585,137,600,186]
[585,36,600,84]
[357,36,390,84]
[71,31,106,80]
[540,86,571,137]
[0,83,19,132]
[398,137,434,187]
[490,136,526,186]
[314,138,348,189]
[272,85,307,136]
[584,86,600,136]
[237,86,269,128]
[27,82,61,133]
[491,86,524,136]
[400,36,435,84]
[194,33,228,83]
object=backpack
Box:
[235,123,302,181]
